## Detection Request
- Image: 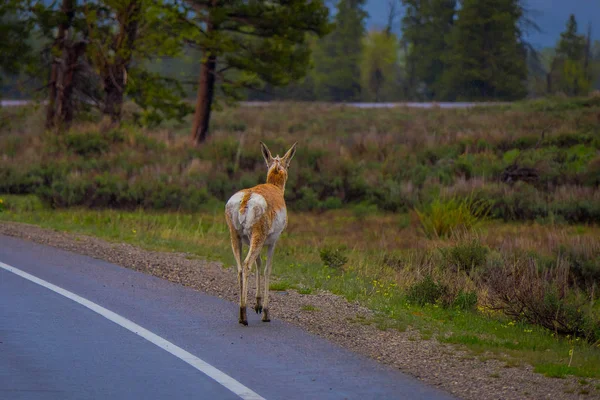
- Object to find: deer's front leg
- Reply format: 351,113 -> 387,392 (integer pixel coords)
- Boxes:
262,244 -> 276,322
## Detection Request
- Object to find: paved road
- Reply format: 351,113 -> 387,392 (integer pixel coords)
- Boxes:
0,235 -> 456,400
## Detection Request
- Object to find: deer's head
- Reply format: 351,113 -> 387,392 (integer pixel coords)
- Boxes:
261,142 -> 297,190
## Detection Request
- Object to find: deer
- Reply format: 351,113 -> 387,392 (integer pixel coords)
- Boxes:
225,142 -> 297,325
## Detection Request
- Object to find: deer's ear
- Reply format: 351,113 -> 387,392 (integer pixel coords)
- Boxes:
260,142 -> 273,167
282,142 -> 298,168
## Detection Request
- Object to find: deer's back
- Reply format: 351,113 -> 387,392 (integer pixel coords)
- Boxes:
225,184 -> 287,244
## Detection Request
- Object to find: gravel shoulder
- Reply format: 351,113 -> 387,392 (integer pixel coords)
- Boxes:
1,221 -> 598,400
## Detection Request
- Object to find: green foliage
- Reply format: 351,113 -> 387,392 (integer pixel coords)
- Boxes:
472,183 -> 600,224
441,240 -> 489,272
549,15 -> 591,96
556,15 -> 587,62
311,0 -> 366,101
319,246 -> 348,270
359,29 -> 400,102
0,0 -> 33,85
406,275 -> 448,306
534,364 -> 577,379
65,130 -> 124,156
352,201 -> 378,219
442,0 -> 527,100
126,69 -> 193,127
452,290 -> 478,310
0,194 -> 43,212
415,197 -> 490,239
186,0 -> 331,103
401,0 -> 457,99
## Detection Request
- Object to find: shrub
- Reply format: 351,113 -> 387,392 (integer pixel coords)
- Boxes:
319,246 -> 348,270
558,242 -> 600,291
352,201 -> 378,219
415,196 -> 490,239
483,258 -> 600,343
452,290 -> 478,310
322,196 -> 343,210
406,275 -> 448,306
0,195 -> 44,212
65,129 -> 124,156
474,183 -> 546,222
441,239 -> 489,273
295,187 -> 321,211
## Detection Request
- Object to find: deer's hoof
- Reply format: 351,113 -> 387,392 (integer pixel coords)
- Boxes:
254,297 -> 263,314
262,308 -> 270,322
239,307 -> 248,325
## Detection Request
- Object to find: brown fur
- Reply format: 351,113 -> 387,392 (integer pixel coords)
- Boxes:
266,166 -> 287,189
237,184 -> 286,243
239,191 -> 252,215
226,142 -> 297,325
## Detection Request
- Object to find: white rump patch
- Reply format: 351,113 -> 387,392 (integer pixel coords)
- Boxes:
225,192 -> 267,239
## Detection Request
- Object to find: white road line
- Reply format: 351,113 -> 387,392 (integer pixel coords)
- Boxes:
0,261 -> 266,400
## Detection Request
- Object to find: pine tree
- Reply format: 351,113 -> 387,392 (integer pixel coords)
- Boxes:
401,0 -> 456,100
557,15 -> 586,61
0,1 -> 33,88
549,15 -> 590,96
312,0 -> 367,102
185,0 -> 330,144
442,0 -> 527,100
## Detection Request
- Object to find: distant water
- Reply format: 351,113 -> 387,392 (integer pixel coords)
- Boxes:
2,99 -> 505,109
242,101 -> 505,109
0,100 -> 31,107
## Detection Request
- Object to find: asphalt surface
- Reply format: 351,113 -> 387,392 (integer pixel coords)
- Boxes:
0,234 -> 456,400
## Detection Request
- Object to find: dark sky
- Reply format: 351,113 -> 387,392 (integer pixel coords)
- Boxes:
364,0 -> 600,48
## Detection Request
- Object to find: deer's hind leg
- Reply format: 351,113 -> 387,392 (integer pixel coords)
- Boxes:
254,256 -> 263,314
226,216 -> 245,324
239,227 -> 266,325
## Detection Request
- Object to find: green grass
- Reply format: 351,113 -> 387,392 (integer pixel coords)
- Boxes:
1,194 -> 599,379
301,304 -> 319,312
269,281 -> 294,291
415,196 -> 490,239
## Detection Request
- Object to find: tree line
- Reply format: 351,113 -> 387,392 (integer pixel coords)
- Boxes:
1,0 -> 599,144
258,0 -> 600,103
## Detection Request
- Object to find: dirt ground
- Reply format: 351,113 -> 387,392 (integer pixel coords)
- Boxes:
1,221 -> 598,400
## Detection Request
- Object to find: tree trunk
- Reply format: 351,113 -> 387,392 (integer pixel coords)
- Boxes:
101,0 -> 140,123
58,41 -> 86,126
190,54 -> 217,145
103,68 -> 125,122
46,0 -> 74,129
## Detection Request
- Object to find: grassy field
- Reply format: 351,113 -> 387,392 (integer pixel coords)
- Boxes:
1,97 -> 599,379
